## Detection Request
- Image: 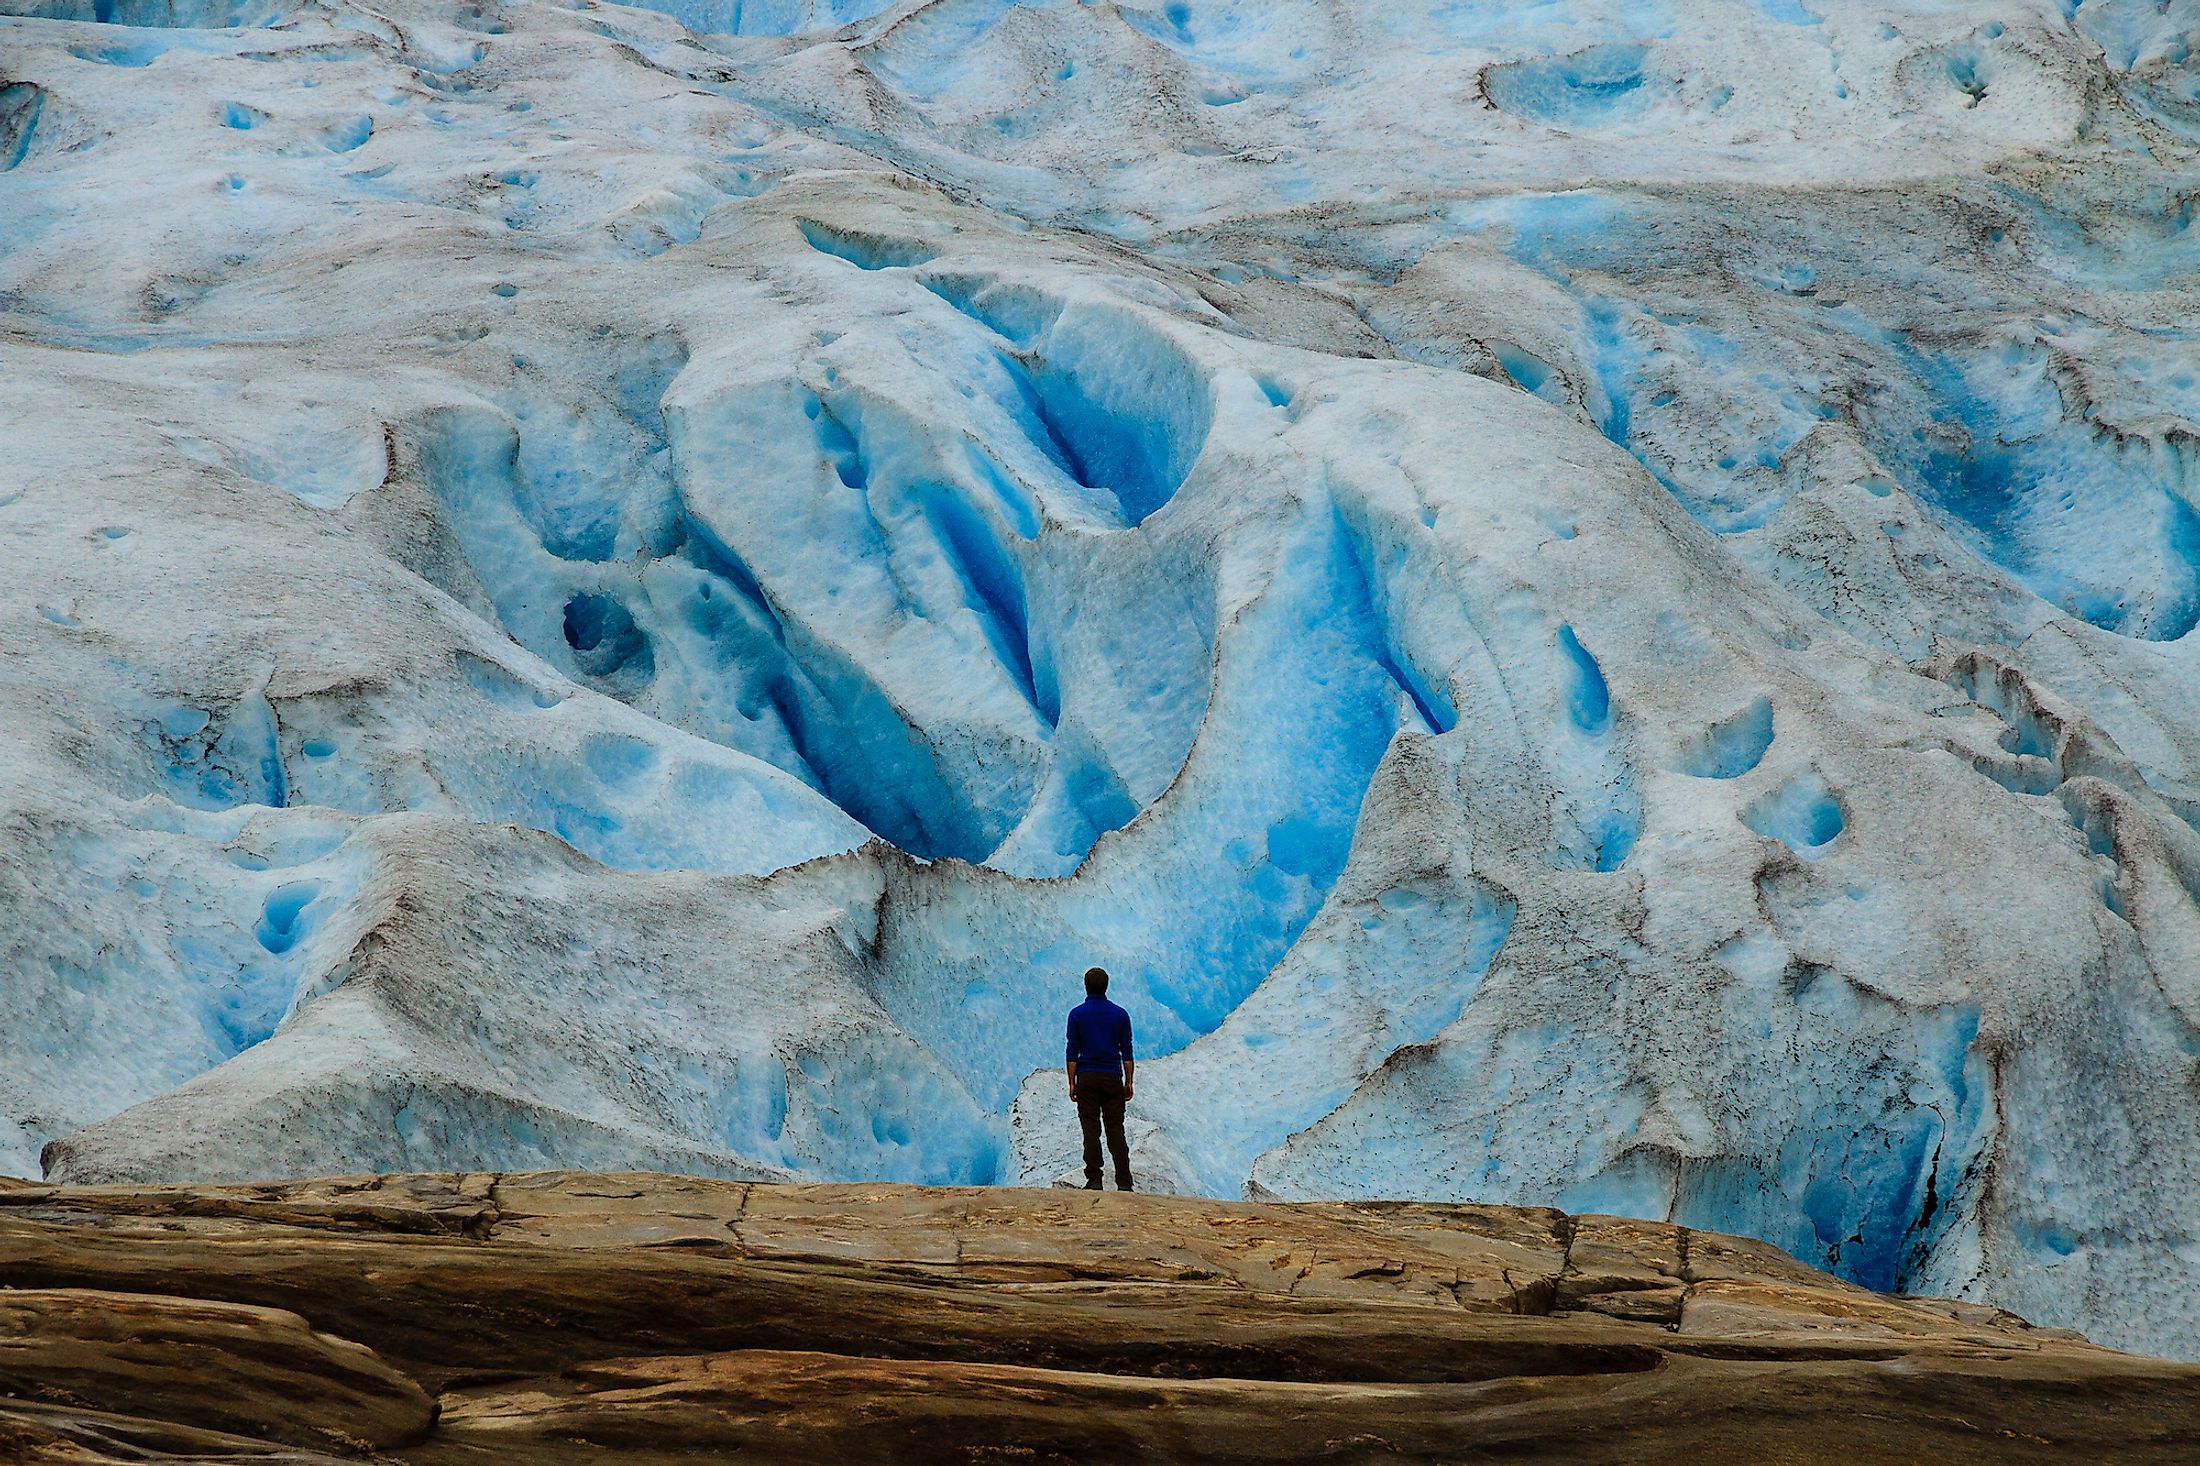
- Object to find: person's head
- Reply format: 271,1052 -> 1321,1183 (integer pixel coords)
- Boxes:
1084,966 -> 1109,997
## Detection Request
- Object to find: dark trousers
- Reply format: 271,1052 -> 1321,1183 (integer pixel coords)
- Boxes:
1074,1072 -> 1133,1191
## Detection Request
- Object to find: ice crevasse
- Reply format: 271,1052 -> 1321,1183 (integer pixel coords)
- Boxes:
3,0 -> 2200,1361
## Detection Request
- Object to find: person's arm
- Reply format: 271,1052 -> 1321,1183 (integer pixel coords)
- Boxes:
1066,1013 -> 1078,1099
1120,1010 -> 1135,1100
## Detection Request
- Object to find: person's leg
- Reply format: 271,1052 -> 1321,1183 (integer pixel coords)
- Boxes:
1102,1079 -> 1132,1192
1075,1079 -> 1103,1189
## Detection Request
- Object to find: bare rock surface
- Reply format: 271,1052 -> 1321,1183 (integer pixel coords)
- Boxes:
1,1170 -> 2195,1462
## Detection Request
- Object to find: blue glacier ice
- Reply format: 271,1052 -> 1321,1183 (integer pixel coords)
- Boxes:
3,0 -> 2200,1364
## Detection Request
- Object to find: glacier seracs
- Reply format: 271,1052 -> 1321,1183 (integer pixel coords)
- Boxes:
5,0 -> 2200,1359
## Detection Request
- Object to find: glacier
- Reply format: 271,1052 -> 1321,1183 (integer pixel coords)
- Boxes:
4,0 -> 2200,1359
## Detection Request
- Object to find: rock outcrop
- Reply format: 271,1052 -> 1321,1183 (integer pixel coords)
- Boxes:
1,1171 -> 2194,1462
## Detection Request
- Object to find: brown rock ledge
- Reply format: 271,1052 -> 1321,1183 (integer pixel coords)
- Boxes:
0,1171 -> 2193,1462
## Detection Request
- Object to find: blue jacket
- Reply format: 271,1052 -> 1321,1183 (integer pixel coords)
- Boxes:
1065,996 -> 1134,1075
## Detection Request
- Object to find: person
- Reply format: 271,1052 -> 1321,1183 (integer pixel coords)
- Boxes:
1065,965 -> 1134,1192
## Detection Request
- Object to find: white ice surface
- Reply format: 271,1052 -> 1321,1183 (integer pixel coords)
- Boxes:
5,0 -> 2200,1359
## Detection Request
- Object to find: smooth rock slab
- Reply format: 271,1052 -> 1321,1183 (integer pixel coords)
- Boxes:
0,1287 -> 435,1454
0,1171 -> 2195,1462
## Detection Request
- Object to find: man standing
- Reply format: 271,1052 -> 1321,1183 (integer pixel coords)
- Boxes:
1065,966 -> 1134,1192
